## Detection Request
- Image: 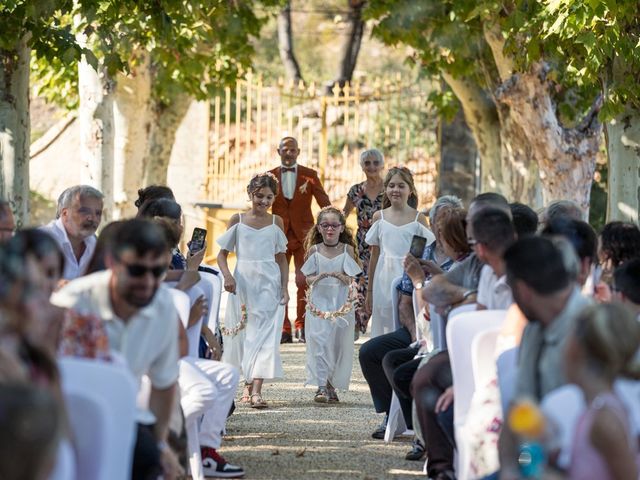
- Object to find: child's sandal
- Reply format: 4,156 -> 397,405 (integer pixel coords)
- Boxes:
250,393 -> 268,409
240,383 -> 252,403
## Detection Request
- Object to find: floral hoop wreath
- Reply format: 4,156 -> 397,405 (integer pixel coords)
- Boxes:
305,272 -> 358,321
220,304 -> 248,337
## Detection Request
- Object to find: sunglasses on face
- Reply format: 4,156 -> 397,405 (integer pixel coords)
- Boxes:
319,223 -> 342,230
363,160 -> 381,167
123,263 -> 168,278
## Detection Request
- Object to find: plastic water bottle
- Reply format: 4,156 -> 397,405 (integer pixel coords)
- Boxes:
518,441 -> 546,479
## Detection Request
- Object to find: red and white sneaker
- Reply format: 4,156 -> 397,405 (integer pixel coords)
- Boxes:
201,447 -> 245,478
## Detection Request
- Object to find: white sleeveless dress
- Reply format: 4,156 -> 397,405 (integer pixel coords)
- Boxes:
364,211 -> 435,337
301,245 -> 362,390
216,214 -> 288,382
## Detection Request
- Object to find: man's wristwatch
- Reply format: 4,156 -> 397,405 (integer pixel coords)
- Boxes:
461,289 -> 477,301
414,281 -> 425,290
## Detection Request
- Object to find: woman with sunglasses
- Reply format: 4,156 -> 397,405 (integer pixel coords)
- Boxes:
342,149 -> 385,335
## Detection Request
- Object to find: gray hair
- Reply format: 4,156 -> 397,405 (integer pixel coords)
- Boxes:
56,185 -> 104,218
540,200 -> 584,227
429,195 -> 463,227
359,149 -> 384,168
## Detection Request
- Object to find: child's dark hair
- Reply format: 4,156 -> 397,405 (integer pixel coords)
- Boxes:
303,206 -> 359,263
135,185 -> 175,209
247,172 -> 279,196
382,166 -> 418,209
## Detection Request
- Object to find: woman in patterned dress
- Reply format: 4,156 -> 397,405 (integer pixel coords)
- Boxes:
343,149 -> 385,334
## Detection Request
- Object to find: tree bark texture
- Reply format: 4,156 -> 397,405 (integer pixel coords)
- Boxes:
495,62 -> 601,213
606,108 -> 640,223
277,2 -> 303,84
438,108 -> 478,205
78,57 -> 115,219
442,73 -> 503,194
113,51 -> 152,218
143,91 -> 192,186
333,0 -> 366,88
0,35 -> 31,227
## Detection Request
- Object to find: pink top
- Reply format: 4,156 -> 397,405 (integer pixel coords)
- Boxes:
569,392 -> 636,480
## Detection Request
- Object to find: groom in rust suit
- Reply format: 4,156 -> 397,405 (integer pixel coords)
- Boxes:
270,136 -> 331,344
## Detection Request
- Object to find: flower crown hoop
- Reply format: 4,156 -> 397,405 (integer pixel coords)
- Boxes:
305,273 -> 358,321
220,304 -> 248,337
251,171 -> 279,184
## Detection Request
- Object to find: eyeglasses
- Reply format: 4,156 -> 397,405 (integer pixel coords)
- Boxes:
319,223 -> 342,230
363,160 -> 381,167
122,263 -> 168,278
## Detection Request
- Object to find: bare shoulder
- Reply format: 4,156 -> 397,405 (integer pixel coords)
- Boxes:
346,244 -> 356,256
228,213 -> 240,227
371,210 -> 382,222
417,212 -> 429,226
590,406 -> 628,444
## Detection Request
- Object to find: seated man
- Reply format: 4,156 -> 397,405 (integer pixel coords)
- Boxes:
497,236 -> 590,478
41,185 -> 104,280
53,218 -> 182,480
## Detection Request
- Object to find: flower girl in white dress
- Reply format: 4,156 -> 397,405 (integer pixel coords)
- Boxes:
216,173 -> 289,409
364,166 -> 434,337
301,207 -> 362,403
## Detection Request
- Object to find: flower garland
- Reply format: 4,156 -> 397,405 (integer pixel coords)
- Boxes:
220,303 -> 248,337
305,272 -> 358,321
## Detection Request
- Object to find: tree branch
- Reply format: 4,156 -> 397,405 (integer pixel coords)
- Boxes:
483,22 -> 515,83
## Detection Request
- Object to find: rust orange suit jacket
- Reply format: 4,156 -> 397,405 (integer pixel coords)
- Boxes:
269,164 -> 331,243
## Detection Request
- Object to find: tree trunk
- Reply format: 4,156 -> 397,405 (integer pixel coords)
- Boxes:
277,2 -> 303,84
442,73 -> 503,194
332,0 -> 366,88
438,108 -> 478,205
78,57 -> 115,219
143,91 -> 192,186
496,62 -> 601,214
113,51 -> 152,218
0,35 -> 31,227
606,107 -> 640,223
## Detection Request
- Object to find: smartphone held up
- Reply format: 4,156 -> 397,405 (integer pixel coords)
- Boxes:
189,227 -> 207,253
409,234 -> 427,258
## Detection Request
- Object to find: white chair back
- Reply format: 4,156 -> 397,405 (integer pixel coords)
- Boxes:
471,327 -> 501,390
390,276 -> 403,330
58,358 -> 137,480
170,288 -> 201,357
432,303 -> 476,352
447,309 -> 506,423
199,270 -> 223,330
447,309 -> 506,480
540,384 -> 584,470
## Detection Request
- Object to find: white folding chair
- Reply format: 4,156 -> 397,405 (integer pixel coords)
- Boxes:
540,384 -> 584,470
199,270 -> 223,331
385,276 -> 413,443
446,309 -> 507,480
58,358 -> 137,480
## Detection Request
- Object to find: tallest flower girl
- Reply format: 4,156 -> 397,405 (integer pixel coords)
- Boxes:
216,172 -> 289,409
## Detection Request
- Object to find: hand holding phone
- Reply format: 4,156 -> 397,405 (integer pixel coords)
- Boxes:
189,227 -> 207,253
409,235 -> 427,258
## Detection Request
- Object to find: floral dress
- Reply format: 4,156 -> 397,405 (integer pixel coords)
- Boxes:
347,182 -> 383,332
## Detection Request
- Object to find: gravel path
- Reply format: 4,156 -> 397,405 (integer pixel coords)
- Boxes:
218,338 -> 425,479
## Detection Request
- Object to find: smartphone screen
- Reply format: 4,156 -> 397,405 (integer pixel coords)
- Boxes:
190,228 -> 207,253
409,235 -> 427,258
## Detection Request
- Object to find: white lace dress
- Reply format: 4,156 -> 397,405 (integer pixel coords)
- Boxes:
217,214 -> 288,382
364,211 -> 434,337
301,245 -> 362,390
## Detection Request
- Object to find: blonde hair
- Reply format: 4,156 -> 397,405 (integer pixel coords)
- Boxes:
303,206 -> 359,263
573,303 -> 640,380
382,166 -> 418,209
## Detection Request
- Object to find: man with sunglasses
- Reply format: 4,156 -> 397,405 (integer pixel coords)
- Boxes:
270,136 -> 331,343
53,219 -> 183,480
